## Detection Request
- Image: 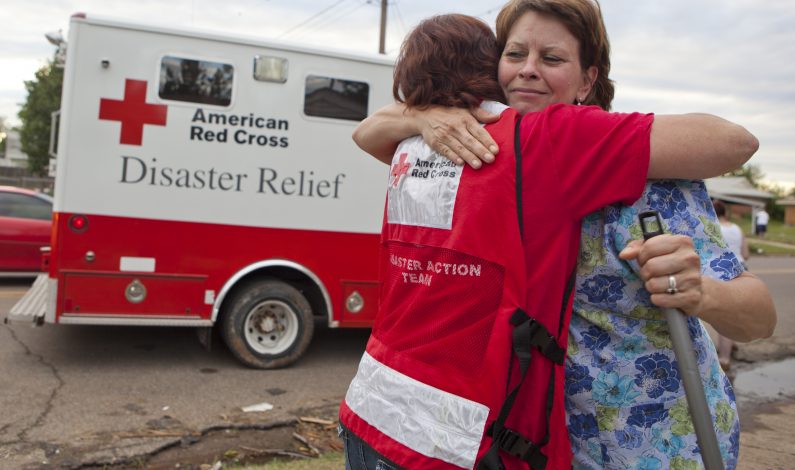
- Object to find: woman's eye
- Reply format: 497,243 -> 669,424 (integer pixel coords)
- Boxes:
504,50 -> 525,59
544,55 -> 563,63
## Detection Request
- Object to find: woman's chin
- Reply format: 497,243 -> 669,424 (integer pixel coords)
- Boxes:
507,93 -> 557,114
512,102 -> 547,115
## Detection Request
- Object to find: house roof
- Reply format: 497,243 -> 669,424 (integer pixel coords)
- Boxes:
705,176 -> 774,205
777,198 -> 795,207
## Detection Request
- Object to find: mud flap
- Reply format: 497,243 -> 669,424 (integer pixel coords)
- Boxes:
7,273 -> 50,325
196,326 -> 213,351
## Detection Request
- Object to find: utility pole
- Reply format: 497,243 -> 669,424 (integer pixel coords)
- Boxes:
379,0 -> 387,54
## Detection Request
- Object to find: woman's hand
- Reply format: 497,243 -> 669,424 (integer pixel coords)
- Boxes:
621,234 -> 777,341
351,102 -> 500,168
620,234 -> 704,316
410,106 -> 501,169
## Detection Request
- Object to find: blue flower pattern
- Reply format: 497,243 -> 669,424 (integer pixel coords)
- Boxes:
615,426 -> 643,450
710,252 -> 744,278
615,336 -> 644,360
566,363 -> 595,396
566,181 -> 742,469
582,325 -> 611,351
580,275 -> 626,305
627,403 -> 668,428
634,353 -> 681,399
570,413 -> 600,440
651,427 -> 684,457
633,456 -> 662,470
593,371 -> 641,406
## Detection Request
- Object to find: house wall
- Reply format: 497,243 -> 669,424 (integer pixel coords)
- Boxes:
726,203 -> 752,218
785,206 -> 795,226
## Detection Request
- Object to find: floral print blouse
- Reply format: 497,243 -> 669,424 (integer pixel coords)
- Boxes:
566,180 -> 743,470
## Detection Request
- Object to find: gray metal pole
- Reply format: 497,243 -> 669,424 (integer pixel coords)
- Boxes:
639,211 -> 725,470
378,0 -> 387,54
662,308 -> 725,470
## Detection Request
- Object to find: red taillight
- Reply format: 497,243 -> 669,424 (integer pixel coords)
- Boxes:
68,214 -> 88,232
40,248 -> 51,272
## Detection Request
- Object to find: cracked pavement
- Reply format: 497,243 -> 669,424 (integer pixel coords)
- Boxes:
0,297 -> 369,469
2,254 -> 794,468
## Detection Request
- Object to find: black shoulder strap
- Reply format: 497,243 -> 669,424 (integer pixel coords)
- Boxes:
476,114 -> 574,470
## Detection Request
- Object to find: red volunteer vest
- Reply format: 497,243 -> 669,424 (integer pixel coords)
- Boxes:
340,105 -> 573,470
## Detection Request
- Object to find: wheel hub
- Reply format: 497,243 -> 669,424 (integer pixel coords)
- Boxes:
253,311 -> 281,334
243,299 -> 298,355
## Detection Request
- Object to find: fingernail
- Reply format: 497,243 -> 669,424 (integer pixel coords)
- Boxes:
489,145 -> 499,154
483,153 -> 494,163
471,160 -> 482,169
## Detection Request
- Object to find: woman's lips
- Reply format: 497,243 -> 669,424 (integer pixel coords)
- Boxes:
511,87 -> 545,96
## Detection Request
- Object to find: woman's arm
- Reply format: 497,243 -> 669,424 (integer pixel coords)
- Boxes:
352,103 -> 499,168
697,271 -> 774,341
648,114 -> 759,179
621,235 -> 776,342
355,106 -> 758,178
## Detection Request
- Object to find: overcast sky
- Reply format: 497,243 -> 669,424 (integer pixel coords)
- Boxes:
2,0 -> 793,188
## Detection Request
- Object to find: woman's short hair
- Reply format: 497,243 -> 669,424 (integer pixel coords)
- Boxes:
393,14 -> 505,109
496,0 -> 614,110
713,199 -> 727,217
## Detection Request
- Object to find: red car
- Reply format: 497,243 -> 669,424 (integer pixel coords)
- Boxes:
0,186 -> 53,275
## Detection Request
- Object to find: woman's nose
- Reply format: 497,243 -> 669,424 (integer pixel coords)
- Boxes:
518,59 -> 539,80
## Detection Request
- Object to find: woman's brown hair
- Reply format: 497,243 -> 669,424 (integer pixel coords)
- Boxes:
393,14 -> 505,109
496,0 -> 614,110
713,199 -> 727,218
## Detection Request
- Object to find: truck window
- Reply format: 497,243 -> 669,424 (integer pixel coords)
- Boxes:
159,56 -> 234,106
304,75 -> 369,121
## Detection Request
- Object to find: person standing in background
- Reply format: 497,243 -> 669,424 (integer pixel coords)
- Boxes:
713,199 -> 750,372
755,208 -> 770,238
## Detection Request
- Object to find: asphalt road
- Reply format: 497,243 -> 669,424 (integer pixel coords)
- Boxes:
0,278 -> 370,468
733,256 -> 795,469
745,256 -> 795,340
1,255 -> 793,468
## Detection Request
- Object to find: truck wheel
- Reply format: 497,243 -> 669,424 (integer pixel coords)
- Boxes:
221,280 -> 314,369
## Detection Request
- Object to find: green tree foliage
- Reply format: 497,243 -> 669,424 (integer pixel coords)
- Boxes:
723,164 -> 793,219
0,117 -> 7,156
724,164 -> 764,187
17,53 -> 63,175
759,182 -> 790,220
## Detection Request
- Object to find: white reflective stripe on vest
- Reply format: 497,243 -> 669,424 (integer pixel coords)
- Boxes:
345,352 -> 489,469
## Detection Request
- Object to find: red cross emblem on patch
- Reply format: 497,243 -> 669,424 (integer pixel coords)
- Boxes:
99,79 -> 168,146
391,152 -> 411,188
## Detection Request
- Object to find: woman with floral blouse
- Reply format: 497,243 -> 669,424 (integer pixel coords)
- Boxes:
566,180 -> 765,469
351,1 -> 777,468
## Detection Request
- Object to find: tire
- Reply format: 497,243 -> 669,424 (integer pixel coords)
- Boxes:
221,279 -> 314,369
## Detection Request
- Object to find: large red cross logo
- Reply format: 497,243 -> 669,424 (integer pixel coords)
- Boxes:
99,79 -> 168,146
391,153 -> 411,188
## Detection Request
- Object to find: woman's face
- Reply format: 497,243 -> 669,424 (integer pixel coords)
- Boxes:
498,11 -> 597,114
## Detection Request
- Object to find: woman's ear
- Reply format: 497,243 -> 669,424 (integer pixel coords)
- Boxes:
577,65 -> 598,103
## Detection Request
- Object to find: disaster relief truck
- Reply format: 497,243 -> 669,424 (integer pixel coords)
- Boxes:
8,13 -> 395,368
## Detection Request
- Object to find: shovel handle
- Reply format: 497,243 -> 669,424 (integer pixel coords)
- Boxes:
637,211 -> 725,470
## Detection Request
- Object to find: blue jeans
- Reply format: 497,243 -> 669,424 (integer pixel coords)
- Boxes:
339,424 -> 400,470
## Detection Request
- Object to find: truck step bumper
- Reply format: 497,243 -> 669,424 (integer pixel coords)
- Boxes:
7,274 -> 51,324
